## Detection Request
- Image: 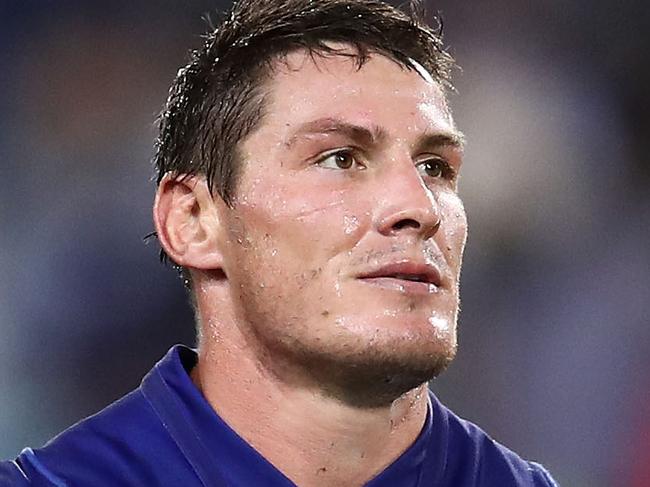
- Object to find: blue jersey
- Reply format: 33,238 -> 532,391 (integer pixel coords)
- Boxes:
1,346 -> 559,486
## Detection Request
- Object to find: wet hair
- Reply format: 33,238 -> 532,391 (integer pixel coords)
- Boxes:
152,0 -> 456,280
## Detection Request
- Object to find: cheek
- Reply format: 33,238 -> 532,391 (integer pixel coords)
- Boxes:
439,193 -> 468,265
238,181 -> 368,260
224,185 -> 370,323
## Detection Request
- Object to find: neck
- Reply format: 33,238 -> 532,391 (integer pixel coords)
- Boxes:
191,315 -> 430,487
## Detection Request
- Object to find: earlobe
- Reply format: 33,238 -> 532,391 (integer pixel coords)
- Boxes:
153,173 -> 224,271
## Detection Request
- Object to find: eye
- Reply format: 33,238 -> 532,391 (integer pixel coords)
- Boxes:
416,157 -> 454,180
317,150 -> 361,170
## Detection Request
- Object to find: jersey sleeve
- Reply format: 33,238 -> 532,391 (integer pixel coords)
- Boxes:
0,457 -> 34,486
529,461 -> 561,487
1,448 -> 72,487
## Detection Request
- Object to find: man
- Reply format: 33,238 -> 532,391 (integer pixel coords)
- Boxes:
1,0 -> 559,485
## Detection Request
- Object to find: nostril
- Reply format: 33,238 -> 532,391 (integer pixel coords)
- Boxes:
392,219 -> 421,231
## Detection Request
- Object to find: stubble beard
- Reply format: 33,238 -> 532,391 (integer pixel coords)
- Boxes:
299,334 -> 457,408
246,312 -> 458,409
233,250 -> 460,409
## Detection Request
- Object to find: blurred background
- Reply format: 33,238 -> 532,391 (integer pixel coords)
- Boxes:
1,1 -> 648,486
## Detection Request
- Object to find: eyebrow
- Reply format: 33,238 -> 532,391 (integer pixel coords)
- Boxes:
415,131 -> 466,153
285,117 -> 465,152
286,117 -> 387,148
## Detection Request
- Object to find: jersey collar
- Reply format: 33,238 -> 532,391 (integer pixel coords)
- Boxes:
141,345 -> 444,487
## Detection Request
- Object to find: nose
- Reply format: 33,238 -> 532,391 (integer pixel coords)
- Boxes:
375,165 -> 442,239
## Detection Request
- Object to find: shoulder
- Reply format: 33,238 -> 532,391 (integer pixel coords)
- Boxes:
1,388 -> 195,487
0,458 -> 31,487
429,392 -> 560,487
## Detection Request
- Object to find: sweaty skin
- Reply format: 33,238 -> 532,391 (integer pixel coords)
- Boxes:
158,47 -> 467,487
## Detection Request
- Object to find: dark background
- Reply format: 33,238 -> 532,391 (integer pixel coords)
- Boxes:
1,2 -> 649,486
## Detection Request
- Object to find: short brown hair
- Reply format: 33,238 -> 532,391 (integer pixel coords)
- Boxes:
153,0 -> 455,204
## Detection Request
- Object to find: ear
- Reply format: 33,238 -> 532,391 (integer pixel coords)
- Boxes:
153,173 -> 224,271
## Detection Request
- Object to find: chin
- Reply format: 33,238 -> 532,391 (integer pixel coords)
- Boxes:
327,348 -> 455,408
303,324 -> 458,408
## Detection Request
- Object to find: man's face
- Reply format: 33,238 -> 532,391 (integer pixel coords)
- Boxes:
217,49 -> 467,404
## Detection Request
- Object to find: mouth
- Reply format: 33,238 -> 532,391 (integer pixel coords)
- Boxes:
357,261 -> 443,296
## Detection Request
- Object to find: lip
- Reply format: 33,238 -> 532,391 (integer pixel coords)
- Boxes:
357,261 -> 443,295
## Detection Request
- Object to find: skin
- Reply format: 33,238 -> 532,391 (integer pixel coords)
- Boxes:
155,47 -> 467,487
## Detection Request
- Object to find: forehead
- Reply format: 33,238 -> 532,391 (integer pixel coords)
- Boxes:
260,48 -> 456,137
